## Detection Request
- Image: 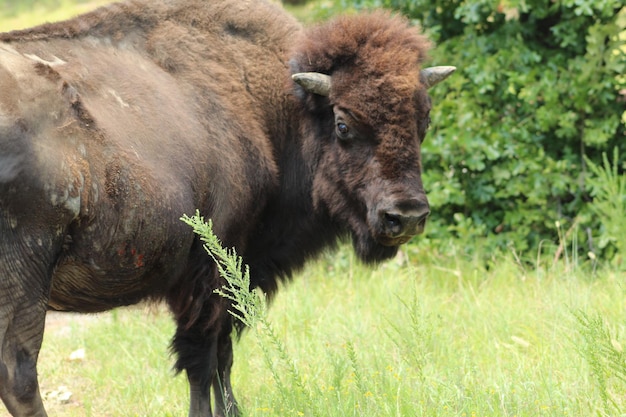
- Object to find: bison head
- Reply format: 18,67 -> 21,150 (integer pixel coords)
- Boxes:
290,12 -> 454,263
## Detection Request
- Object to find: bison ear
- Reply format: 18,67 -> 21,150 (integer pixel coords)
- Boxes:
292,72 -> 332,97
420,66 -> 456,89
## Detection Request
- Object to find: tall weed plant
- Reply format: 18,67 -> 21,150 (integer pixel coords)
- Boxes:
584,148 -> 626,266
574,310 -> 626,416
181,212 -> 317,416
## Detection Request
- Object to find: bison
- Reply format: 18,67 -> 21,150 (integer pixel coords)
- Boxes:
0,0 -> 454,415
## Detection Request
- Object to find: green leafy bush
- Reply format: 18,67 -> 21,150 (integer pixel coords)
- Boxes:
315,0 -> 626,261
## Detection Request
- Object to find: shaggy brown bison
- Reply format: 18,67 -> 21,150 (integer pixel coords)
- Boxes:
0,0 -> 454,415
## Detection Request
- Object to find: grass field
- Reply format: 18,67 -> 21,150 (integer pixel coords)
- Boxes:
28,246 -> 626,417
2,1 -> 625,417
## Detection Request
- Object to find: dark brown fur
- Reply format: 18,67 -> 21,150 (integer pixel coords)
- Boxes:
0,1 -> 442,416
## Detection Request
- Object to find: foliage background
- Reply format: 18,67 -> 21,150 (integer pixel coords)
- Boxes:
307,0 -> 626,263
2,0 -> 624,263
0,0 -> 111,31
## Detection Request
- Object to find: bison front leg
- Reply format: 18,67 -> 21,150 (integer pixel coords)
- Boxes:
169,320 -> 214,417
0,226 -> 58,417
0,309 -> 48,417
212,320 -> 239,417
169,312 -> 226,417
170,310 -> 239,417
171,329 -> 220,417
0,284 -> 49,417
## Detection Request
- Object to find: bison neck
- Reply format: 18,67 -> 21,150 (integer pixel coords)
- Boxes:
244,129 -> 343,298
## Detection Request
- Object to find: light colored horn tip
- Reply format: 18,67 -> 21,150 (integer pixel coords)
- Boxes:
421,65 -> 457,89
291,72 -> 332,96
429,66 -> 457,76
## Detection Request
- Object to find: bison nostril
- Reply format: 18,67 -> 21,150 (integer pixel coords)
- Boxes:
380,206 -> 430,238
383,213 -> 402,232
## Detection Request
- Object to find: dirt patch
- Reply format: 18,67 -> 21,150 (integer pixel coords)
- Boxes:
45,311 -> 112,336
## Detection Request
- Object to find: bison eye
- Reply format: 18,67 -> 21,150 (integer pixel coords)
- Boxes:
336,122 -> 350,139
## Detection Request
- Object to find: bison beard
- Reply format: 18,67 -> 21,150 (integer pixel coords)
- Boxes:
353,231 -> 400,264
0,0 -> 454,416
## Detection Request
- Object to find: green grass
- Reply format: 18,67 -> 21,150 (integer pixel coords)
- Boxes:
38,308 -> 187,417
0,0 -> 112,32
30,239 -> 626,417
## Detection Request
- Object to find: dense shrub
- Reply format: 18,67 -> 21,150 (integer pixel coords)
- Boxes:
315,0 -> 625,260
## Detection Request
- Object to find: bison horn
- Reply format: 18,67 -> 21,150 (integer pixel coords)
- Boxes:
420,66 -> 456,89
292,72 -> 332,97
